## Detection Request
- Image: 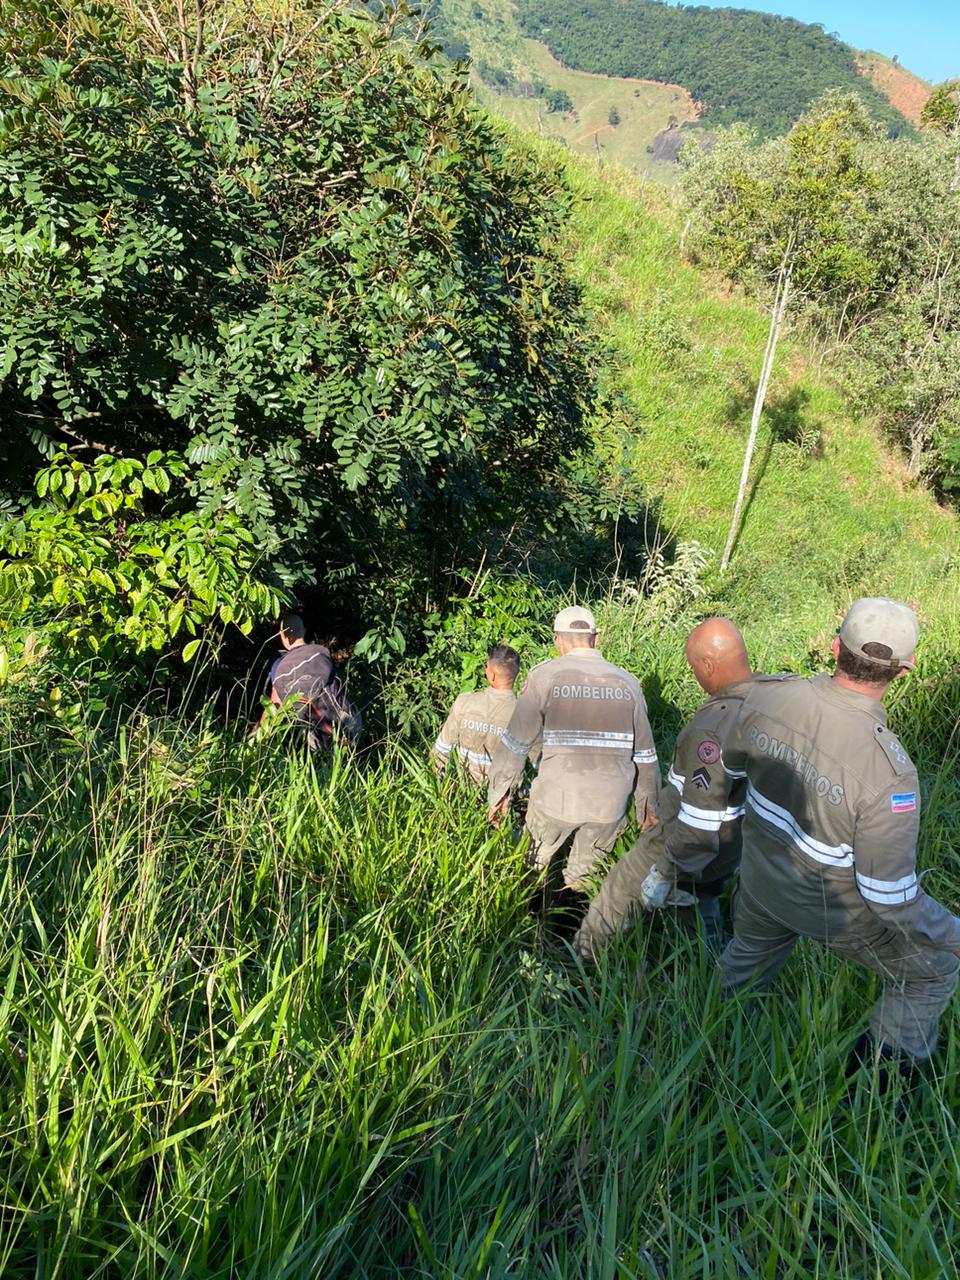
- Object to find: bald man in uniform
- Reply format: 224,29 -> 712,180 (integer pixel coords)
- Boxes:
576,617 -> 779,957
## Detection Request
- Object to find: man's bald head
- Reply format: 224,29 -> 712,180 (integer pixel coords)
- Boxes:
684,617 -> 751,695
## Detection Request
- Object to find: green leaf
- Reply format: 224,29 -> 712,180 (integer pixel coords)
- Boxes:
182,638 -> 203,662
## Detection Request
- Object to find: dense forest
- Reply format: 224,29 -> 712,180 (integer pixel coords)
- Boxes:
515,0 -> 912,137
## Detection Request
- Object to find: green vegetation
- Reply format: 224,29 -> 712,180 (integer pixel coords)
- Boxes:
0,0 -> 604,654
0,452 -> 283,675
3,3 -> 960,1276
514,0 -> 912,138
3,585 -> 959,1276
472,38 -> 695,177
681,94 -> 960,497
429,0 -> 693,176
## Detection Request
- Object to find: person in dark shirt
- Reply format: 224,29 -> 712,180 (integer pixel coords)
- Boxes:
261,613 -> 361,749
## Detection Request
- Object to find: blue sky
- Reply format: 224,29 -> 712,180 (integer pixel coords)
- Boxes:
689,0 -> 958,84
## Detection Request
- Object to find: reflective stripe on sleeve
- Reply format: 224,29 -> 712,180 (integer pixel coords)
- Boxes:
721,752 -> 747,779
433,738 -> 453,755
678,801 -> 746,832
633,748 -> 658,764
458,746 -> 492,768
502,730 -> 531,756
746,783 -> 854,868
856,871 -> 919,905
667,767 -> 686,791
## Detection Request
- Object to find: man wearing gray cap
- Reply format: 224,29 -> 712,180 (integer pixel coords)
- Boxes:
487,605 -> 659,895
720,597 -> 960,1078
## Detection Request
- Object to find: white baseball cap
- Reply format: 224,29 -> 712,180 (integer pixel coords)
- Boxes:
839,597 -> 918,669
553,605 -> 597,634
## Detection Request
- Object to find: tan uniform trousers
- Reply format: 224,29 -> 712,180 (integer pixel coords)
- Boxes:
721,888 -> 960,1061
525,798 -> 627,891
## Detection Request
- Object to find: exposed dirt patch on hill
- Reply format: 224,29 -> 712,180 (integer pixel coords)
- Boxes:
855,53 -> 929,126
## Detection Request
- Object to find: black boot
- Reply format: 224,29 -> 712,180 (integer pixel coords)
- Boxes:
845,1032 -> 919,1096
547,888 -> 589,942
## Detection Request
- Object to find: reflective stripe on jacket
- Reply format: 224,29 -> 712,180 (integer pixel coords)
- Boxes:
723,673 -> 960,950
432,687 -> 517,784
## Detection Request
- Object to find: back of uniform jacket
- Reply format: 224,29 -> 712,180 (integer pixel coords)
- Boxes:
724,673 -> 960,951
488,647 -> 658,825
432,686 -> 517,783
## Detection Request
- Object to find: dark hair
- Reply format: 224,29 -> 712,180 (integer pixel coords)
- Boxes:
488,644 -> 520,682
281,612 -> 307,642
835,639 -> 899,687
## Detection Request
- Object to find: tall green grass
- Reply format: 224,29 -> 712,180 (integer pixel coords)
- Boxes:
2,629 -> 958,1277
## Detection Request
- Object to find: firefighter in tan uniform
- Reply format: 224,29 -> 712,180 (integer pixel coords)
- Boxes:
576,618 -> 779,956
432,646 -> 521,785
487,606 -> 659,891
720,598 -> 960,1072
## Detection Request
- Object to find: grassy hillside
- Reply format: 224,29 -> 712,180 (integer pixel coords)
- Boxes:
513,0 -> 913,138
5,105 -> 960,1279
541,144 -> 960,650
433,0 -> 695,176
473,40 -> 697,177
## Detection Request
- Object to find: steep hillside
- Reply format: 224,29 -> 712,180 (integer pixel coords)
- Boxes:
433,0 -> 695,175
513,0 -> 913,138
856,50 -> 930,125
539,138 -> 960,644
474,40 -> 698,176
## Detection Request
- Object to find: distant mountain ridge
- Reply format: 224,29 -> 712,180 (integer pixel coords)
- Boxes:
493,0 -> 914,138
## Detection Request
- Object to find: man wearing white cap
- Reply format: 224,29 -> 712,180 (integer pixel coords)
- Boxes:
487,605 -> 659,893
720,597 -> 960,1080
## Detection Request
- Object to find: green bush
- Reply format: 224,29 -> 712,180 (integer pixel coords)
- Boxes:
0,451 -> 283,677
0,0 -> 600,639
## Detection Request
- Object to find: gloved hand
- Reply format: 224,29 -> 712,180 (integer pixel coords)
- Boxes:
639,864 -> 697,911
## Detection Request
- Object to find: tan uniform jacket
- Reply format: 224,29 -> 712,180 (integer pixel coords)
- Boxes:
660,677 -> 758,880
661,676 -> 799,881
487,648 -> 659,826
723,673 -> 960,951
432,687 -> 517,785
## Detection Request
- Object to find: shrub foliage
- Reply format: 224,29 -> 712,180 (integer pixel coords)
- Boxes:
0,0 -> 599,641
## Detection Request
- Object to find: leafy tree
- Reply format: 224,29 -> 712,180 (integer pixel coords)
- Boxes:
921,80 -> 960,135
608,106 -> 620,127
0,0 -> 598,647
0,452 -> 283,676
546,88 -> 573,114
682,96 -> 880,567
921,79 -> 960,191
683,95 -> 960,503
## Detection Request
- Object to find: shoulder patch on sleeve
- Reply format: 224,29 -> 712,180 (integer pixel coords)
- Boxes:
891,792 -> 917,813
697,739 -> 721,765
873,724 -> 915,776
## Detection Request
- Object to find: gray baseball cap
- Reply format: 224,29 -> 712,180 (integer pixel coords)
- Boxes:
839,597 -> 918,669
553,605 -> 597,634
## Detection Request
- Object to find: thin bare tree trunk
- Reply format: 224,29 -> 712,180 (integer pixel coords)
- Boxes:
720,263 -> 792,573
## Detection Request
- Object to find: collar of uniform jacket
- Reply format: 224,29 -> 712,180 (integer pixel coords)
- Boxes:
810,671 -> 887,723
